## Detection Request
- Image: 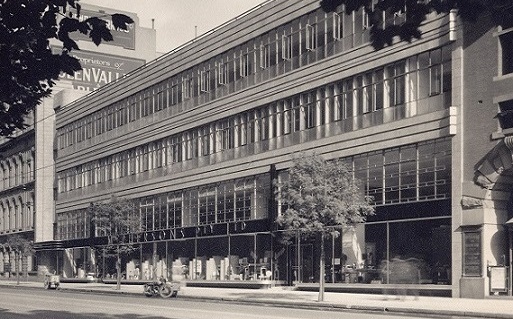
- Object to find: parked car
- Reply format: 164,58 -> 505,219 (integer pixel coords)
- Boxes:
86,272 -> 96,282
43,273 -> 60,289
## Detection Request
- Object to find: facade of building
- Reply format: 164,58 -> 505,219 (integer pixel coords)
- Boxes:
0,116 -> 36,277
37,0 -> 513,299
0,3 -> 156,279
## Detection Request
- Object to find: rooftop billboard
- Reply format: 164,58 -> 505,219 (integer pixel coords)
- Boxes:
70,8 -> 137,50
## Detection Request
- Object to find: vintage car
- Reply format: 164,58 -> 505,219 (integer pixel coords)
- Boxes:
43,273 -> 60,289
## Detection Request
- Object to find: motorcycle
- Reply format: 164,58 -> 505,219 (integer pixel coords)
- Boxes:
143,277 -> 179,298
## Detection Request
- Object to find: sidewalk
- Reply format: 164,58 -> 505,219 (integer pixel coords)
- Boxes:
1,279 -> 512,319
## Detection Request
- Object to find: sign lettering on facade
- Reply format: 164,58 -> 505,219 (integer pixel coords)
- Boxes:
463,231 -> 481,276
52,47 -> 145,91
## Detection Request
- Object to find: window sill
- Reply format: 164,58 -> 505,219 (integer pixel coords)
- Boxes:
493,72 -> 513,81
491,128 -> 513,140
493,26 -> 513,37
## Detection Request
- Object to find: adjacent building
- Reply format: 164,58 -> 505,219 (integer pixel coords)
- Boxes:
0,3 -> 156,279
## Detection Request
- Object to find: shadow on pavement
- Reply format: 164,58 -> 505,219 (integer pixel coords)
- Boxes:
0,308 -> 176,319
225,292 -> 312,301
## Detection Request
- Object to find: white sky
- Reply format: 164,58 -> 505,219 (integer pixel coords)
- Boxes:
81,0 -> 266,53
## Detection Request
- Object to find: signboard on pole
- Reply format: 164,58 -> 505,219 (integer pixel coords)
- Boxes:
490,266 -> 508,293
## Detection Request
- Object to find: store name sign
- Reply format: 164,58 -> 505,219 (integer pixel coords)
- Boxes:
54,48 -> 145,91
124,221 -> 255,243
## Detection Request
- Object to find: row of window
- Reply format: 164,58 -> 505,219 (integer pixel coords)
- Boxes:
0,150 -> 35,192
57,137 -> 450,241
57,46 -> 451,193
56,174 -> 270,240
352,138 -> 451,205
0,252 -> 34,274
56,5 -> 416,150
0,193 -> 34,233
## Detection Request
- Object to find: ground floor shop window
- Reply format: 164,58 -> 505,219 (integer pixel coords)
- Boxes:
289,242 -> 314,283
273,201 -> 452,286
93,232 -> 274,282
366,217 -> 451,285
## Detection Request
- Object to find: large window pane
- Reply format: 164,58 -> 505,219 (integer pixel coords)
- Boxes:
353,155 -> 368,194
418,142 -> 435,200
384,149 -> 399,204
400,145 -> 417,201
434,139 -> 452,198
368,152 -> 383,205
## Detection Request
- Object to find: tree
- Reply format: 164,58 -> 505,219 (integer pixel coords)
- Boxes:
0,0 -> 134,137
5,234 -> 34,285
276,153 -> 374,301
320,0 -> 513,50
89,196 -> 143,290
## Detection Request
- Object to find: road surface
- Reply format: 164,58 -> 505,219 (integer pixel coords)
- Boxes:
0,287 -> 472,319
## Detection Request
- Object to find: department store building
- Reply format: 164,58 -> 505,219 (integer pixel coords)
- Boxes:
46,0 -> 513,298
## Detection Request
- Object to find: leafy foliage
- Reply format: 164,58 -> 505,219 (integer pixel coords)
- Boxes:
89,197 -> 143,256
89,196 -> 142,288
5,234 -> 34,256
276,153 -> 374,241
320,0 -> 513,50
4,234 -> 34,283
276,153 -> 374,301
0,0 -> 134,136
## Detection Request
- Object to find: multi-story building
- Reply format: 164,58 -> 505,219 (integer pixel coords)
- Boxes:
47,0 -> 512,298
0,3 -> 156,279
0,115 -> 36,277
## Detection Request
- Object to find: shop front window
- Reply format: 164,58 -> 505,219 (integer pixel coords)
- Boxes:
365,214 -> 452,285
151,233 -> 274,282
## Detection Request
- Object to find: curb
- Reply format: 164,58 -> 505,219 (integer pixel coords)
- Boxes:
58,286 -> 513,319
1,283 -> 510,319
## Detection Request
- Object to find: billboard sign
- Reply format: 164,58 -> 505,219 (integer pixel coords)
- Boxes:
54,47 -> 145,91
71,8 -> 136,50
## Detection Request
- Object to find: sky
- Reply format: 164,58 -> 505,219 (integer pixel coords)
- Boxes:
82,0 -> 266,53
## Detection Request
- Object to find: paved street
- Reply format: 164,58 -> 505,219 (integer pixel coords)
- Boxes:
0,280 -> 513,319
0,286 -> 464,319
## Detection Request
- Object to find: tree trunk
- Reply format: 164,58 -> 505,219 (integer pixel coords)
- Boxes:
16,252 -> 20,286
23,255 -> 28,281
318,232 -> 325,302
116,244 -> 121,290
